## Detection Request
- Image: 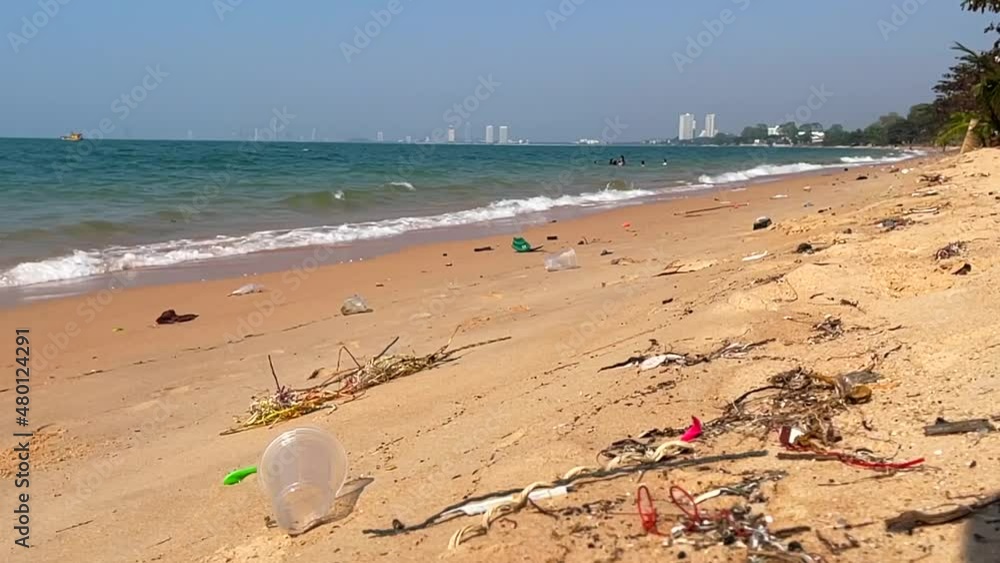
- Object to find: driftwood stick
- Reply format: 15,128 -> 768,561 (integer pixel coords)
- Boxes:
923,418 -> 995,436
374,336 -> 401,361
886,491 -> 1000,533
267,355 -> 281,391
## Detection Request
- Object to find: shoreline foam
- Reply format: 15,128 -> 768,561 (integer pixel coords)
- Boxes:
0,150 -> 919,291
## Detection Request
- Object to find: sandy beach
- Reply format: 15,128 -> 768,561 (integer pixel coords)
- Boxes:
5,148 -> 1000,562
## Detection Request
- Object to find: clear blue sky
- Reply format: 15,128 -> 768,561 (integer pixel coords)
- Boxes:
1,0 -> 995,141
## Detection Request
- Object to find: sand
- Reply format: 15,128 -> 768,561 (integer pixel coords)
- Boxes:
3,150 -> 1000,562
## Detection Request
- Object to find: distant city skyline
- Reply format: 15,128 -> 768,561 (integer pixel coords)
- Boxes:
678,113 -> 695,141
703,114 -> 717,138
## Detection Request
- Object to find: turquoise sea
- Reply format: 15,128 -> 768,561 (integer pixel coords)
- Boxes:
0,138 -> 914,288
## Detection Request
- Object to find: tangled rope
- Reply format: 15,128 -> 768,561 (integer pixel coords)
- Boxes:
447,440 -> 694,549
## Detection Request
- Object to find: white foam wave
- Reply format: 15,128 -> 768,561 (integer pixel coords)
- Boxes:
388,181 -> 416,190
699,163 -> 825,184
700,152 -> 918,185
332,190 -> 345,200
840,153 -> 910,164
0,187 -> 656,288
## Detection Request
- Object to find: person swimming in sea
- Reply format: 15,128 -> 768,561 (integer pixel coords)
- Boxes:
662,158 -> 668,166
640,160 -> 645,167
619,155 -> 626,166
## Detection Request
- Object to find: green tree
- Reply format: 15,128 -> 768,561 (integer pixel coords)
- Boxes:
823,124 -> 848,145
906,103 -> 940,143
778,121 -> 798,143
935,111 -> 991,146
740,124 -> 768,141
864,122 -> 888,145
962,0 -> 1000,44
941,43 -> 1000,142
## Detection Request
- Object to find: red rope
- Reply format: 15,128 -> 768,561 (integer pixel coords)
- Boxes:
636,485 -> 661,535
780,429 -> 924,471
669,485 -> 701,524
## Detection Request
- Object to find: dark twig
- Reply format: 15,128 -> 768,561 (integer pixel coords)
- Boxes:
267,355 -> 281,392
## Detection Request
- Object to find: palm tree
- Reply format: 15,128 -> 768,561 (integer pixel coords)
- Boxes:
943,43 -> 1000,146
935,111 -> 991,151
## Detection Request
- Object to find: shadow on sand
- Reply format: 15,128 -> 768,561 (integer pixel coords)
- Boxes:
962,502 -> 1000,562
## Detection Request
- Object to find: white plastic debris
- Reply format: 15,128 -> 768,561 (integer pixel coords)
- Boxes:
341,294 -> 373,315
441,486 -> 570,517
229,283 -> 265,296
639,355 -> 668,371
742,251 -> 769,262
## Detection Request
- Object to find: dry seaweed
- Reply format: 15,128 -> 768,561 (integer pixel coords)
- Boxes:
878,217 -> 913,232
810,316 -> 844,342
220,356 -> 339,435
597,339 -> 774,371
919,173 -> 948,186
222,332 -> 511,435
301,331 -> 511,397
702,368 -> 873,440
934,241 -> 966,261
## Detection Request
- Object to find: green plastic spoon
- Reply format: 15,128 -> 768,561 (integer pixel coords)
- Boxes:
223,466 -> 257,486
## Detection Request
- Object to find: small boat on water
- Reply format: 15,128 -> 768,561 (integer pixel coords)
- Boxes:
61,132 -> 83,142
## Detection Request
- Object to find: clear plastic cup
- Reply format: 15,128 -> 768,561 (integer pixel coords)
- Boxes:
258,427 -> 349,535
544,248 -> 580,272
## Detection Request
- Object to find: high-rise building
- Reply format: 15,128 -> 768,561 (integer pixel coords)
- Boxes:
405,135 -> 412,144
447,127 -> 456,143
376,131 -> 384,142
498,125 -> 509,144
678,113 -> 695,141
485,125 -> 494,144
704,114 -> 717,138
464,122 -> 471,143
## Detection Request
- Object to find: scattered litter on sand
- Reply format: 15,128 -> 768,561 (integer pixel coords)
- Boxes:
678,202 -> 749,216
886,491 -> 1000,533
810,315 -> 844,342
742,251 -> 769,262
156,309 -> 198,324
923,417 -> 996,436
919,173 -> 948,186
770,194 -> 789,200
229,283 -> 265,296
341,294 -> 373,315
545,248 -> 580,272
795,243 -> 815,255
654,259 -> 717,276
651,480 -> 816,558
598,339 -> 774,372
878,217 -> 913,232
934,241 -> 966,260
363,444 -> 770,549
953,263 -> 972,276
473,246 -> 494,252
753,216 -> 772,230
